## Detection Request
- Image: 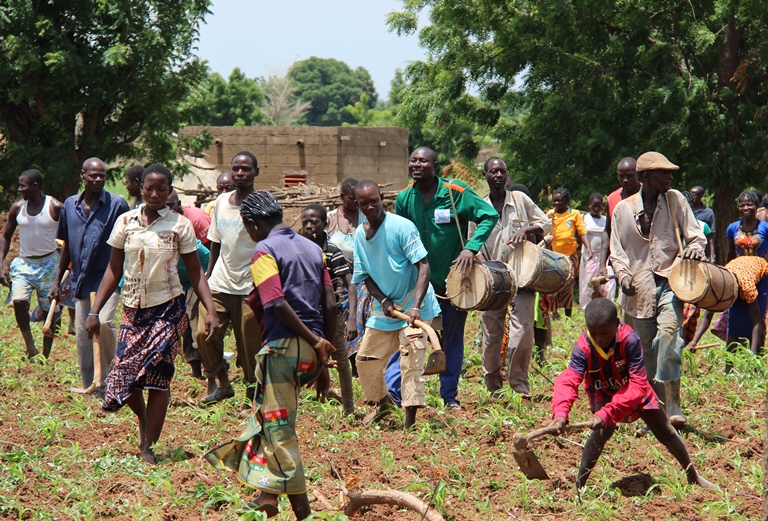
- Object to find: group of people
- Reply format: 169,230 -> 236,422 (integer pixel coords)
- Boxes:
3,146 -> 743,519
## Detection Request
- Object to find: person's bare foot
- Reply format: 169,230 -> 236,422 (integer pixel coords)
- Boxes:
25,348 -> 40,360
142,447 -> 156,464
688,470 -> 718,489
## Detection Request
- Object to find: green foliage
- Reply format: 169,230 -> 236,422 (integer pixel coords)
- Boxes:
289,57 -> 378,126
388,0 -> 768,214
0,0 -> 212,204
185,69 -> 267,127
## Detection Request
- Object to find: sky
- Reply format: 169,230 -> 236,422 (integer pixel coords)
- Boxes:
195,1 -> 428,101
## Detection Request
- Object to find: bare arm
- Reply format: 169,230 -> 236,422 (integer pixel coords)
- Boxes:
48,241 -> 72,301
686,309 -> 715,349
0,203 -> 20,286
206,241 -> 221,278
272,299 -> 336,367
85,247 -> 124,338
579,234 -> 593,258
341,272 -> 358,340
50,198 -> 63,221
409,257 -> 431,325
181,251 -> 219,341
749,300 -> 764,352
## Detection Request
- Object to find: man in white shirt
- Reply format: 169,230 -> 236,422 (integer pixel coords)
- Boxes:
196,151 -> 261,413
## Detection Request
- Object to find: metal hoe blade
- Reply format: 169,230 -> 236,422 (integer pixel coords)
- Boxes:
423,351 -> 446,375
513,448 -> 550,480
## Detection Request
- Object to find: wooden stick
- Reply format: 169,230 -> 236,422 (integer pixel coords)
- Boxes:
391,309 -> 443,353
343,490 -> 445,521
311,489 -> 335,511
689,342 -> 719,353
42,269 -> 70,337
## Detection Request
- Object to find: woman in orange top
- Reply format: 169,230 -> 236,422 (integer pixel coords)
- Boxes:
547,188 -> 592,317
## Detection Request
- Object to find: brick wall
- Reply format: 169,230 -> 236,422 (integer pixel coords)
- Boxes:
181,126 -> 410,189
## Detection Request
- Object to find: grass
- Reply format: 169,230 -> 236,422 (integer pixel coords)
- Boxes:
0,299 -> 763,520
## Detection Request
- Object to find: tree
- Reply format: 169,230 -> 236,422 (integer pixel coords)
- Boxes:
289,57 -> 378,126
388,0 -> 768,259
185,68 -> 267,127
0,0 -> 212,203
260,70 -> 312,126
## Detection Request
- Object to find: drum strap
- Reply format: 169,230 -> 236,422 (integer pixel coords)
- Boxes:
446,182 -> 466,248
666,192 -> 684,257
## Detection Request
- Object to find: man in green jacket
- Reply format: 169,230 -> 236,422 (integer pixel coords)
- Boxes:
385,147 -> 498,408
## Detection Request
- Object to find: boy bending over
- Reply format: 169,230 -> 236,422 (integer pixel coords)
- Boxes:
548,298 -> 716,489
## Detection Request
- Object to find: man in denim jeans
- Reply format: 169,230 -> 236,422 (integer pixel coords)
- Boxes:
610,152 -> 706,426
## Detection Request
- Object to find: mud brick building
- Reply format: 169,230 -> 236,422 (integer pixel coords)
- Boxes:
181,126 -> 410,189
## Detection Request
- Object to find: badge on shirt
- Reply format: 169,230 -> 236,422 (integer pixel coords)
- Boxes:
434,209 -> 451,224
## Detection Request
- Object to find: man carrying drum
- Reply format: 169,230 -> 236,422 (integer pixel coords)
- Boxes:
468,158 -> 551,397
610,152 -> 706,427
389,147 -> 498,410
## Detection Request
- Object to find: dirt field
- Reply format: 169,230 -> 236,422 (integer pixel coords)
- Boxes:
0,301 -> 764,520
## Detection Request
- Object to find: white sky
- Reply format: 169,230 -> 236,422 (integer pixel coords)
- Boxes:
195,1 -> 428,101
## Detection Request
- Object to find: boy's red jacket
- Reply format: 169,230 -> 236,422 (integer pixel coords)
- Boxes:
552,323 -> 660,426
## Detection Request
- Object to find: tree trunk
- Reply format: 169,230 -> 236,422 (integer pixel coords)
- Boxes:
712,181 -> 738,265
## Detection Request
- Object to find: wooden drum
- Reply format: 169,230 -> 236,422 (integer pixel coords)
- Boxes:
445,261 -> 517,311
507,241 -> 574,294
669,259 -> 738,312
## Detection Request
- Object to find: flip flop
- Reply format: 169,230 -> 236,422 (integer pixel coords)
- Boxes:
200,386 -> 235,405
248,497 -> 279,518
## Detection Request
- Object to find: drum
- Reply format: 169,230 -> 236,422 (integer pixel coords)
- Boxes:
669,259 -> 738,312
445,261 -> 517,311
507,241 -> 574,294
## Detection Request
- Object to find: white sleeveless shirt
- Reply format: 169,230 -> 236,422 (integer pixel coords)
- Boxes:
17,196 -> 59,258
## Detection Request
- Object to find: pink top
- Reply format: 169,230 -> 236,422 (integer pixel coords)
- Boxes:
183,205 -> 211,245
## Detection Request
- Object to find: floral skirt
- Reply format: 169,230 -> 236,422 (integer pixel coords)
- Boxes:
102,295 -> 188,412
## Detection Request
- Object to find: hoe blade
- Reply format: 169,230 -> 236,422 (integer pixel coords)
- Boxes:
513,449 -> 550,480
423,351 -> 446,375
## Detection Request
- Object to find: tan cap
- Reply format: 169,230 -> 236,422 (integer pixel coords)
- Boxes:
636,152 -> 679,172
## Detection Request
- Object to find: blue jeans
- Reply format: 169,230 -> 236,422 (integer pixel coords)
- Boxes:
629,278 -> 683,383
385,296 -> 466,405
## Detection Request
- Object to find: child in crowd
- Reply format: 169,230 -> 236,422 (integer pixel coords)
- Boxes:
547,298 -> 716,489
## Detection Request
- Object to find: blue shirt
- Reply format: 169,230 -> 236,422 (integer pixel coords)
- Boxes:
57,190 -> 129,298
352,213 -> 440,331
178,240 -> 210,292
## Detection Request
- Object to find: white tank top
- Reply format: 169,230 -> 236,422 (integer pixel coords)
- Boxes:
17,196 -> 59,258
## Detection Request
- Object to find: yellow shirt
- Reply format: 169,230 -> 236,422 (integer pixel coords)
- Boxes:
546,208 -> 586,256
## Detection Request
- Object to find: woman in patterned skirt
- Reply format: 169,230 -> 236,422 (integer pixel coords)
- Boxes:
86,164 -> 219,463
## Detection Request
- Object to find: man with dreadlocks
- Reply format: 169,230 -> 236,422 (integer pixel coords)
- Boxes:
205,191 -> 337,520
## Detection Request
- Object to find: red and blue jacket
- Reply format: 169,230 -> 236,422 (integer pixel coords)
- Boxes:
552,323 -> 660,426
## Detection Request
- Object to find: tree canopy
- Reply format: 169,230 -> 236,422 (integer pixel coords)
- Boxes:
388,0 -> 768,257
185,68 -> 267,127
0,0 -> 211,203
289,57 -> 378,126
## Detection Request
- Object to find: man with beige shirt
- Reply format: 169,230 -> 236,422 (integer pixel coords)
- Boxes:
610,151 -> 706,426
468,158 -> 551,396
196,151 -> 261,412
